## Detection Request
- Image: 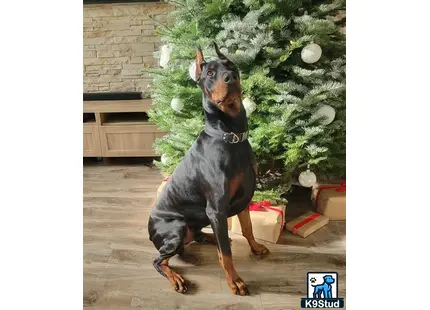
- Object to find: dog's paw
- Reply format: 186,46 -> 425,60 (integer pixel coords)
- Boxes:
167,271 -> 188,294
250,242 -> 270,256
228,277 -> 250,296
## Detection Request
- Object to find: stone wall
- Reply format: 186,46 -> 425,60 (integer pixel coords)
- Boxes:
83,2 -> 172,93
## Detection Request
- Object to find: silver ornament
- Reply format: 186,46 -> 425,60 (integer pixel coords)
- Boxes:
301,43 -> 322,64
299,169 -> 317,187
314,105 -> 336,125
188,60 -> 197,81
161,154 -> 169,164
242,97 -> 256,116
170,97 -> 184,112
159,44 -> 172,68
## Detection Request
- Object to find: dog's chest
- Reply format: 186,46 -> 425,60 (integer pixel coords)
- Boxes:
226,168 -> 255,215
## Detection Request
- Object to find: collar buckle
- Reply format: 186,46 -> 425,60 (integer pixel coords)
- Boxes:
230,133 -> 240,144
213,127 -> 248,144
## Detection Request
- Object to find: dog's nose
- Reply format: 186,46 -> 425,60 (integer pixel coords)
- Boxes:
222,72 -> 236,84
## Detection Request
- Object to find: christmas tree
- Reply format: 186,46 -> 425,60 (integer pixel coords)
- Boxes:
144,0 -> 346,202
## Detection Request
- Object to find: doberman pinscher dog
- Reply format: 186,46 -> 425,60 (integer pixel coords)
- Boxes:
148,42 -> 269,296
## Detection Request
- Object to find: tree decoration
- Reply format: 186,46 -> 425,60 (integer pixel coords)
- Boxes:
301,43 -> 322,64
161,153 -> 169,165
170,97 -> 184,112
243,97 -> 257,116
188,60 -> 197,81
314,104 -> 336,125
141,0 -> 346,202
159,45 -> 172,68
298,167 -> 317,187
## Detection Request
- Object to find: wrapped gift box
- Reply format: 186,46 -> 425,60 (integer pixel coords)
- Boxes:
311,181 -> 346,221
286,211 -> 329,238
311,181 -> 344,201
231,201 -> 286,243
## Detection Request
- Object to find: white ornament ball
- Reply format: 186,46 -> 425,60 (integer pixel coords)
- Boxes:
299,169 -> 317,187
301,43 -> 322,64
314,104 -> 336,125
159,45 -> 172,68
188,60 -> 197,81
242,97 -> 256,116
170,97 -> 184,112
161,154 -> 169,165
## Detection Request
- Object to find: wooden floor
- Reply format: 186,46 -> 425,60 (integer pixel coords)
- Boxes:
84,159 -> 346,310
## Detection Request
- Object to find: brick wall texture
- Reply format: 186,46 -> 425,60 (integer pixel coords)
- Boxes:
83,2 -> 172,93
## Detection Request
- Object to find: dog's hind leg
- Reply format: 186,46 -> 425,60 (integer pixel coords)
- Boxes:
149,216 -> 188,293
153,256 -> 187,293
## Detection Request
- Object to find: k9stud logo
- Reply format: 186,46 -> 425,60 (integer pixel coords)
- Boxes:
301,272 -> 344,308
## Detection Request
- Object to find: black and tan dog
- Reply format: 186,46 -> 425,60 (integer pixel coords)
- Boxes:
148,42 -> 269,296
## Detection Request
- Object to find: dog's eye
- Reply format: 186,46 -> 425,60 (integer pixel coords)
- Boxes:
207,70 -> 214,77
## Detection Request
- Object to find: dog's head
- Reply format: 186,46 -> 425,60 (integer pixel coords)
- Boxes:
195,42 -> 242,118
323,275 -> 335,284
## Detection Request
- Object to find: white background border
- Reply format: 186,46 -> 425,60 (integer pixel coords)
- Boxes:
347,1 -> 430,309
1,1 -> 429,309
1,1 -> 83,309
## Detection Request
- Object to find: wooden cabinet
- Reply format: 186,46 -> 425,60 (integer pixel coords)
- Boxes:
83,99 -> 166,157
83,124 -> 102,157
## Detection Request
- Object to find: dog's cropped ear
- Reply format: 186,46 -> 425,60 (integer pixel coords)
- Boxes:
213,41 -> 237,69
195,45 -> 205,82
213,41 -> 228,60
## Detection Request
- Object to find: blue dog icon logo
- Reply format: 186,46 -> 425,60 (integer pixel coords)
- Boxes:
312,275 -> 335,299
301,272 -> 344,308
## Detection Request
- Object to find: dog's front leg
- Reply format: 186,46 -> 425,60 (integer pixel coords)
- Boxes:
206,193 -> 250,296
237,207 -> 270,255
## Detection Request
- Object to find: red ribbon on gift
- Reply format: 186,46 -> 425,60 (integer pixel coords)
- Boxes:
314,180 -> 346,207
249,201 -> 285,231
292,213 -> 321,235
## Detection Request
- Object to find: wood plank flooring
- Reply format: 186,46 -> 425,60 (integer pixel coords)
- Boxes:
83,159 -> 346,310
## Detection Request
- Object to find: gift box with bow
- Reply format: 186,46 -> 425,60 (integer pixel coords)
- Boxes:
311,180 -> 346,221
286,211 -> 329,238
231,201 -> 286,243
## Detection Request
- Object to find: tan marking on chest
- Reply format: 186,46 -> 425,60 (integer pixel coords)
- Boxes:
229,174 -> 243,200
